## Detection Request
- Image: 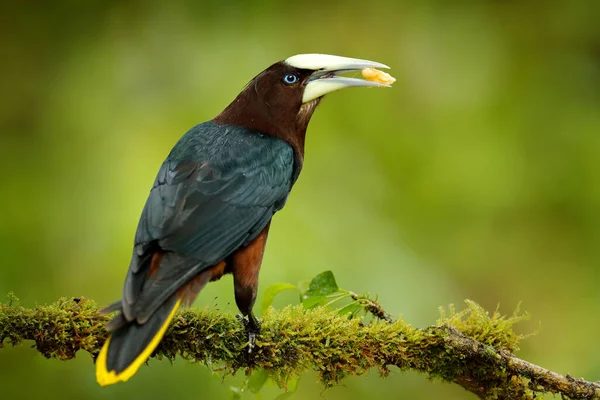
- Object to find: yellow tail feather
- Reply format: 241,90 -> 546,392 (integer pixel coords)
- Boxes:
96,298 -> 182,386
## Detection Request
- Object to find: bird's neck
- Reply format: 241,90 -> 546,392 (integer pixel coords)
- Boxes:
213,93 -> 320,175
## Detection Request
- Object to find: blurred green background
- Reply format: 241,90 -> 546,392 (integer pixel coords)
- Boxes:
1,0 -> 599,399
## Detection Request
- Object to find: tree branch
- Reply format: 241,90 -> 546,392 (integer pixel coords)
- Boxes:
0,294 -> 598,399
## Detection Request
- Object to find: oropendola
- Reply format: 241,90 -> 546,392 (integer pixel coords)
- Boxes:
96,53 -> 393,386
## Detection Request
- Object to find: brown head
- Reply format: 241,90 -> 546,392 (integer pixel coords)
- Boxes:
213,54 -> 392,169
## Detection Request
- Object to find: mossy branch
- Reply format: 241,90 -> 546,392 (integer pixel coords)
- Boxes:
1,294 -> 598,399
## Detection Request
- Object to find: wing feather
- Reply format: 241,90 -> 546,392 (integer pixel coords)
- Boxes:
121,122 -> 294,321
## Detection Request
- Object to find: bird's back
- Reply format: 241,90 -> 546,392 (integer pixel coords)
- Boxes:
136,120 -> 295,250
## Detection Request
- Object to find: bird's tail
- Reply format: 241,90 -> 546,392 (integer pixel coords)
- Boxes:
95,294 -> 182,386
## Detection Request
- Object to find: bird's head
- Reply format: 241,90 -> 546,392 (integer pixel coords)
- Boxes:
213,53 -> 392,164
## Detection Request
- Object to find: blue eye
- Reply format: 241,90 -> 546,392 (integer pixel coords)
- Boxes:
283,74 -> 298,84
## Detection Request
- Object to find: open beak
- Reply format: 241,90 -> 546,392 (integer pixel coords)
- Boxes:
285,54 -> 393,103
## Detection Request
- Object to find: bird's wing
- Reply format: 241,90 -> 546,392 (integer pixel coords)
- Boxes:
122,127 -> 294,321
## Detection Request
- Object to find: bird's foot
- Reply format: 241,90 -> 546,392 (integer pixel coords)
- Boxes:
236,313 -> 261,354
248,331 -> 257,354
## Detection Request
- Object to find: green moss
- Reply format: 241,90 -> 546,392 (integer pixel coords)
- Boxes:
438,300 -> 530,352
0,294 -> 549,399
0,293 -> 107,359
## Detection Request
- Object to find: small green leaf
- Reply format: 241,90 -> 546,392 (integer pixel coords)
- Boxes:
303,271 -> 339,298
297,280 -> 310,295
302,295 -> 326,309
337,301 -> 362,318
322,292 -> 351,308
248,369 -> 269,394
260,283 -> 298,313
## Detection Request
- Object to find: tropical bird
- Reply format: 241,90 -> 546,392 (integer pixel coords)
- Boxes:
96,53 -> 393,386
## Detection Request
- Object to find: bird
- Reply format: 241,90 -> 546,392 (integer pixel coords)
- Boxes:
95,53 -> 393,386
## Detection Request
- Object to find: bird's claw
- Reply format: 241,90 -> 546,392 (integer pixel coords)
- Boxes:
247,331 -> 257,354
236,314 -> 261,354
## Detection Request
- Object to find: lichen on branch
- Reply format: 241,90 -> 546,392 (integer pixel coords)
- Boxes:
1,293 -> 598,399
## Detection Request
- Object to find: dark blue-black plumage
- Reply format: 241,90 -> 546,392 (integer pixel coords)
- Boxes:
123,121 -> 295,323
103,121 -> 295,374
